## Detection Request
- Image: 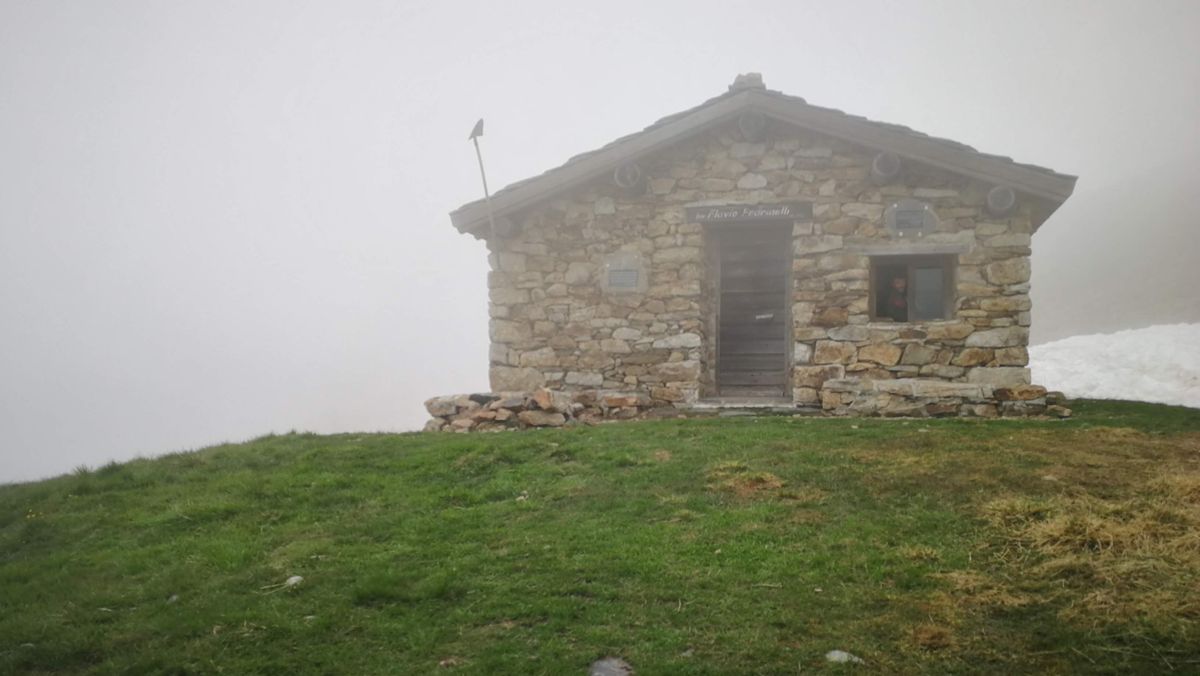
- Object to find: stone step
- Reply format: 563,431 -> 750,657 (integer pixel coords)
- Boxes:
682,398 -> 805,416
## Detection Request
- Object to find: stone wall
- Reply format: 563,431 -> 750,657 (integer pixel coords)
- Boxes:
483,119 -> 1046,416
424,389 -> 660,432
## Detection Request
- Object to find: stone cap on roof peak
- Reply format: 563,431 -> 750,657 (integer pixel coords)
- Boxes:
728,72 -> 765,91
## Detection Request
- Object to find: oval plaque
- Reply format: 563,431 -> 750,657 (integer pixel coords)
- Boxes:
884,198 -> 938,235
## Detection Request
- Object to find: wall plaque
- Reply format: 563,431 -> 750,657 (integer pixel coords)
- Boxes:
601,251 -> 647,294
607,268 -> 640,289
685,202 -> 812,224
884,198 -> 938,235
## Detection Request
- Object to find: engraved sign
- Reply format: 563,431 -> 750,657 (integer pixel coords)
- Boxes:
601,251 -> 647,294
685,202 -> 813,224
607,268 -> 639,289
894,205 -> 926,230
884,198 -> 938,235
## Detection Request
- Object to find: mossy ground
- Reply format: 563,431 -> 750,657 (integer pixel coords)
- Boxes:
2,400 -> 1198,674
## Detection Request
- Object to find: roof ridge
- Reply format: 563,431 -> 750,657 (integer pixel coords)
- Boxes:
449,79 -> 1076,235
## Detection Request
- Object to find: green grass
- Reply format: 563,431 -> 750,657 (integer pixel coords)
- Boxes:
2,401 -> 1199,674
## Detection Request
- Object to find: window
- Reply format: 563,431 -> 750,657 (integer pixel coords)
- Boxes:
871,255 -> 955,322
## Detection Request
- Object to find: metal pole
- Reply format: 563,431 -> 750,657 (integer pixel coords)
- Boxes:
470,125 -> 498,242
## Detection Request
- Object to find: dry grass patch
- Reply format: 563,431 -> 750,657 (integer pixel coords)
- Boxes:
898,544 -> 942,563
846,447 -> 943,471
789,509 -> 826,525
911,623 -> 956,651
982,461 -> 1200,631
779,486 -> 828,504
668,509 -> 702,523
722,472 -> 785,498
705,460 -> 786,499
932,570 -> 1033,610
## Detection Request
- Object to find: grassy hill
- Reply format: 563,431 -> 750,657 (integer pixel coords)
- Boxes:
2,401 -> 1199,674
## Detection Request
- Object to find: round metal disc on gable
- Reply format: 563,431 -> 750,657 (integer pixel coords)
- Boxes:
870,152 -> 903,185
613,162 -> 644,192
737,111 -> 767,142
986,185 -> 1017,217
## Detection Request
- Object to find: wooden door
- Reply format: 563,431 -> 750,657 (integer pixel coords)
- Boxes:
716,224 -> 791,397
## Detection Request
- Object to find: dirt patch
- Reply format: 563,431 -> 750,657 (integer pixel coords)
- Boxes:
912,623 -> 955,651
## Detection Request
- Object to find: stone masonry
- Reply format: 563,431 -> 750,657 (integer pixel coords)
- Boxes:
423,389 -> 661,433
434,76 -> 1078,428
483,125 -> 1049,417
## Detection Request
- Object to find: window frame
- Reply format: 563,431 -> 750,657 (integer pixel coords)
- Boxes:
868,254 -> 957,323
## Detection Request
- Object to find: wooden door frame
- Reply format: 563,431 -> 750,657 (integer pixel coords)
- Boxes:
710,222 -> 794,398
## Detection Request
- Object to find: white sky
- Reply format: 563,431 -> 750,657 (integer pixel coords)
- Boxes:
2,0 -> 1198,483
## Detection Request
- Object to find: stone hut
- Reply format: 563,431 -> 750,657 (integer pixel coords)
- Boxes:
432,74 -> 1076,428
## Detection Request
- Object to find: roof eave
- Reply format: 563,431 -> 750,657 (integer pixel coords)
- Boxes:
449,89 -> 756,237
745,91 -> 1077,205
449,88 -> 1078,237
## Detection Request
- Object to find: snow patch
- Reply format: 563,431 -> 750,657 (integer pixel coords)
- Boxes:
1030,323 -> 1200,409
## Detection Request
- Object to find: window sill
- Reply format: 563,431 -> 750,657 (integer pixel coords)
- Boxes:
864,319 -> 963,328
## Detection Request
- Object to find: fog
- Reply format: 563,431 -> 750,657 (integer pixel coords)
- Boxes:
2,1 -> 1198,483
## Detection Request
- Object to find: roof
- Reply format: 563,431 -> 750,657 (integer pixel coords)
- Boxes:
450,74 -> 1077,238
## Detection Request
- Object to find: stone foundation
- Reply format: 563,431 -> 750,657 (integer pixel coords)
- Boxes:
817,379 -> 1071,417
423,387 -> 1071,432
423,389 -> 662,432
